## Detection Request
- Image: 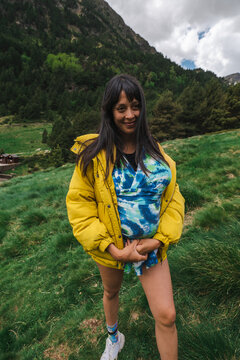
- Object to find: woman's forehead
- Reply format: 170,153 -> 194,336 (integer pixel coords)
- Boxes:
116,90 -> 139,104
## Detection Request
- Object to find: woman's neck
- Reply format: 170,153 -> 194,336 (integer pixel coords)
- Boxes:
121,135 -> 136,154
123,141 -> 136,154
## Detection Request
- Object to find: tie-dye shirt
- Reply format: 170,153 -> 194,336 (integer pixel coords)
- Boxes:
112,152 -> 172,240
112,152 -> 172,276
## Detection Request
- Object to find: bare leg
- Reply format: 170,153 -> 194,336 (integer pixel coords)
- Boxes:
139,259 -> 178,360
96,263 -> 124,325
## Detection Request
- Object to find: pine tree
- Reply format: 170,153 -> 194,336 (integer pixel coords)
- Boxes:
150,90 -> 184,140
42,128 -> 48,144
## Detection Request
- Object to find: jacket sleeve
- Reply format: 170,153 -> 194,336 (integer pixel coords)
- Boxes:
153,183 -> 185,247
66,162 -> 114,253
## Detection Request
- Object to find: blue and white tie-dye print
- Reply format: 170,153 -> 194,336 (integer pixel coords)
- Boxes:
112,152 -> 172,275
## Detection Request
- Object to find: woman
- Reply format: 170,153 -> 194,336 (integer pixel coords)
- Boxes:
66,74 -> 185,360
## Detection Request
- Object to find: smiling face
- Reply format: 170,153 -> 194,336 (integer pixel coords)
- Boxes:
112,91 -> 140,140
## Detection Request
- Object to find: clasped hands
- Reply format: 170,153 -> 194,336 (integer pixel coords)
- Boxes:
107,238 -> 163,263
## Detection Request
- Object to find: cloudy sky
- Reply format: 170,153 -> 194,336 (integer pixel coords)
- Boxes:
106,0 -> 240,77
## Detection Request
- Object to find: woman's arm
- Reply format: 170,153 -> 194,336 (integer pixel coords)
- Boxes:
134,182 -> 184,255
107,240 -> 148,262
153,183 -> 185,247
135,238 -> 163,255
66,163 -> 114,253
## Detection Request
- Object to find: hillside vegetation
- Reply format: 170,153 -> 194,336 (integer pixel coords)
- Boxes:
0,122 -> 51,156
0,0 -> 240,160
0,129 -> 239,360
0,122 -> 53,176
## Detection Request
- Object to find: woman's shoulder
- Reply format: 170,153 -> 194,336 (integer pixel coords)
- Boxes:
157,142 -> 176,168
71,134 -> 98,154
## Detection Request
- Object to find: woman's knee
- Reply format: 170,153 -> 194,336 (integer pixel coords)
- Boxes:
153,306 -> 176,327
103,287 -> 120,301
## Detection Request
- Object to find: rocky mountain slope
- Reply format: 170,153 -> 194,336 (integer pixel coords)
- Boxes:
224,73 -> 240,85
0,0 -> 155,53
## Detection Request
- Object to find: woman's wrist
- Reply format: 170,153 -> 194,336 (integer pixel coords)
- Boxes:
150,238 -> 164,248
106,243 -> 122,261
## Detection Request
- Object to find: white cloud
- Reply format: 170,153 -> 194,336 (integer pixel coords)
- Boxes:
196,17 -> 240,76
106,0 -> 240,76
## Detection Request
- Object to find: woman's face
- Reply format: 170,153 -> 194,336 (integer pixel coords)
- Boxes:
112,91 -> 140,138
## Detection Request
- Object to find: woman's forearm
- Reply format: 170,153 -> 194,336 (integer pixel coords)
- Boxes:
136,238 -> 164,255
107,242 -> 148,262
107,243 -> 122,260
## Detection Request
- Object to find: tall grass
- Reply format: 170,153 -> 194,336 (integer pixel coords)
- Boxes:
0,130 -> 239,359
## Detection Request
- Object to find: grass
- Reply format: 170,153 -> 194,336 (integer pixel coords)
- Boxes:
0,122 -> 52,156
0,122 -> 52,176
0,129 -> 239,359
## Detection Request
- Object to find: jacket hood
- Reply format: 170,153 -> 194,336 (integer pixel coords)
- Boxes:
71,134 -> 98,154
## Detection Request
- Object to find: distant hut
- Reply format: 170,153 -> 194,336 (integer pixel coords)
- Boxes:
0,154 -> 20,164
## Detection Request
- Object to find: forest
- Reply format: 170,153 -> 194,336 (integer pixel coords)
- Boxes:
0,0 -> 240,165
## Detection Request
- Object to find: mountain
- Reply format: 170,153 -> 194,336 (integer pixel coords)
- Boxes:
0,0 -> 216,108
0,0 -> 155,53
0,0 -> 180,119
78,0 -> 157,53
224,73 -> 240,85
0,0 -> 239,156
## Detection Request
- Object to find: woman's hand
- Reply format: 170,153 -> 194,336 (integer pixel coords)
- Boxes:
107,240 -> 148,263
136,238 -> 163,255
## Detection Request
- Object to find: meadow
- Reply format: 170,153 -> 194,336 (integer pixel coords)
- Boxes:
0,122 -> 52,176
0,129 -> 239,360
0,122 -> 51,156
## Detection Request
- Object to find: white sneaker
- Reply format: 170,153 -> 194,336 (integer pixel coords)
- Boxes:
100,331 -> 125,360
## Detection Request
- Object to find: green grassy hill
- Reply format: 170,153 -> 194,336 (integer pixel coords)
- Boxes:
0,130 -> 239,360
0,122 -> 51,156
0,122 -> 52,176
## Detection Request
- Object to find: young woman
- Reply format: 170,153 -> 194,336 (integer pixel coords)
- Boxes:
66,74 -> 185,360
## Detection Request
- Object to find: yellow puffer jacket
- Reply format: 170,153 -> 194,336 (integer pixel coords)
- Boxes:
66,134 -> 185,269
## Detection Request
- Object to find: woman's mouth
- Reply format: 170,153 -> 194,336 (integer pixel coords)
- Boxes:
124,121 -> 136,128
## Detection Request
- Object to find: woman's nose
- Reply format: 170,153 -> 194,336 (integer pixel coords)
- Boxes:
125,107 -> 134,119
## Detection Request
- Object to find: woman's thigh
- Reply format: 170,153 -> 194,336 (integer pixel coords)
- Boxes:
139,259 -> 176,324
96,262 -> 124,295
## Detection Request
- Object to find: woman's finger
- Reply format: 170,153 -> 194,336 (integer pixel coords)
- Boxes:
138,253 -> 147,260
125,239 -> 130,247
134,246 -> 147,259
136,245 -> 147,255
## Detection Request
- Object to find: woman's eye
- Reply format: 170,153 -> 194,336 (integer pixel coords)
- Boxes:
117,106 -> 126,112
115,103 -> 140,112
132,105 -> 139,110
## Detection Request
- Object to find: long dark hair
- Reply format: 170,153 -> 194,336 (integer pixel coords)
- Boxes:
77,74 -> 168,178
